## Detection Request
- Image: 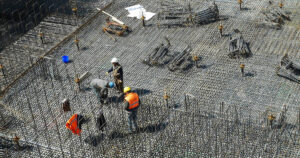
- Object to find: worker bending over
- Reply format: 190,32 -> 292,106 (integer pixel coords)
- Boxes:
90,78 -> 114,104
66,114 -> 84,136
106,58 -> 124,93
124,87 -> 140,133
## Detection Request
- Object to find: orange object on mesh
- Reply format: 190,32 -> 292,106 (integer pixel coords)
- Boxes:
66,114 -> 82,135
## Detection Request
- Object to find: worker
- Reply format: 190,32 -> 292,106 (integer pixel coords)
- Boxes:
106,58 -> 124,93
124,87 -> 140,133
66,114 -> 83,136
90,78 -> 115,104
240,64 -> 245,77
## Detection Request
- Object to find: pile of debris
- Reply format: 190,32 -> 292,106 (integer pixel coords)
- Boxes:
260,3 -> 291,29
99,9 -> 132,41
102,17 -> 132,37
157,1 -> 219,27
142,38 -> 202,72
276,54 -> 300,83
228,29 -> 251,59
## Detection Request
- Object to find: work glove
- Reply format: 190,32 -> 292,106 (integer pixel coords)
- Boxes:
117,79 -> 122,84
105,72 -> 109,76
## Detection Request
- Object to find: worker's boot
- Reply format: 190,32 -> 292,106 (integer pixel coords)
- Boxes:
100,99 -> 104,104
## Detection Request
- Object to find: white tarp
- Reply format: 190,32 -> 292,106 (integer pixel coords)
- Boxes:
125,4 -> 156,21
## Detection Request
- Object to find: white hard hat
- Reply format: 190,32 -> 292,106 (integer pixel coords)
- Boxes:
111,57 -> 118,63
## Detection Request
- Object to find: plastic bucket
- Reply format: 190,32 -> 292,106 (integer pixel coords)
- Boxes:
62,56 -> 69,63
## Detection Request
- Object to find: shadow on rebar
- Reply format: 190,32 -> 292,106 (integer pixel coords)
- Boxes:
245,72 -> 255,77
17,145 -> 34,151
109,122 -> 168,140
84,133 -> 105,147
0,138 -> 33,151
138,122 -> 168,133
133,88 -> 151,96
107,95 -> 124,104
81,46 -> 89,51
241,7 -> 251,11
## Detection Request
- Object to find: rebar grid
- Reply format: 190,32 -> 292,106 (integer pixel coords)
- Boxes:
0,0 -> 300,157
0,0 -> 112,91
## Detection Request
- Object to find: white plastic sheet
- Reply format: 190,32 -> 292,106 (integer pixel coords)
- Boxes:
125,4 -> 156,21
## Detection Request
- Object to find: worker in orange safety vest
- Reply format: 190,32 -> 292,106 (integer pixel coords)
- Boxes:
66,114 -> 83,135
124,87 -> 140,133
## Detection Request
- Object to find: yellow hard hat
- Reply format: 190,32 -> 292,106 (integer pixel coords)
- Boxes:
124,87 -> 131,93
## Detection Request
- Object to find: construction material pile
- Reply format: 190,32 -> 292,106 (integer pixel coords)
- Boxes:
192,3 -> 219,24
142,38 -> 201,72
102,18 -> 132,37
228,29 -> 251,59
157,1 -> 219,27
260,3 -> 291,29
276,54 -> 300,83
142,38 -> 171,67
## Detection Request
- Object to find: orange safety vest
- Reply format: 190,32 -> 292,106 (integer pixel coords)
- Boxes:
66,114 -> 82,135
125,92 -> 140,110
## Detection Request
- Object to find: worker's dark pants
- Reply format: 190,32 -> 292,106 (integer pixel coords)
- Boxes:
93,87 -> 108,104
127,110 -> 138,132
77,115 -> 84,130
114,78 -> 123,93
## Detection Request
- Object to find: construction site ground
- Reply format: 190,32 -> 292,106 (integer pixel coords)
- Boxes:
0,0 -> 300,157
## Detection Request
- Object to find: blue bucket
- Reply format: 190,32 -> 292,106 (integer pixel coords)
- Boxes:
62,56 -> 69,63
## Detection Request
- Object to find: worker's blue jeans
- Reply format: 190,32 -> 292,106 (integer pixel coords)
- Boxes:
128,110 -> 138,132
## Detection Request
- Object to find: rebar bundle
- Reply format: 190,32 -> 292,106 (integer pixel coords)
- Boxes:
167,45 -> 197,72
260,4 -> 291,29
157,1 -> 219,27
228,29 -> 251,59
142,38 -> 200,72
142,37 -> 171,66
193,3 -> 219,24
276,54 -> 300,83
